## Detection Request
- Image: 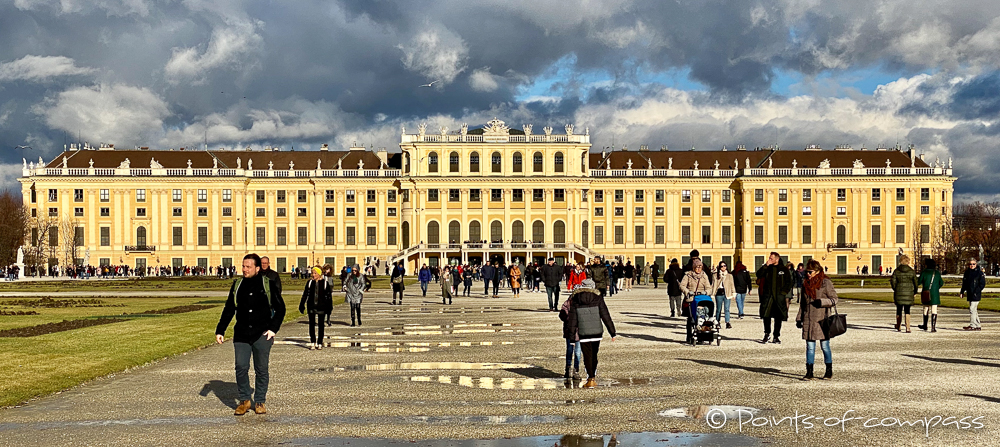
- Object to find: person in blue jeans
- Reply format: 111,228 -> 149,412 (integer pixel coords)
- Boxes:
795,259 -> 838,380
540,258 -> 563,310
559,295 -> 583,380
710,261 -> 735,329
732,261 -> 752,319
417,264 -> 432,297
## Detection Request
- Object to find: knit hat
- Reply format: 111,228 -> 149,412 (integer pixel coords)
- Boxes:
579,278 -> 596,289
691,258 -> 704,269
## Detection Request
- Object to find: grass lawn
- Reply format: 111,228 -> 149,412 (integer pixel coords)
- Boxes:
0,295 -> 308,407
0,275 -> 419,293
828,275 -> 1000,288
838,292 -> 1000,312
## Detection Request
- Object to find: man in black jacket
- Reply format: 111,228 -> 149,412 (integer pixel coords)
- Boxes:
960,258 -> 986,330
650,262 -> 660,289
260,256 -> 283,299
756,252 -> 792,344
481,262 -> 495,296
541,258 -> 563,311
664,259 -> 684,317
216,253 -> 285,416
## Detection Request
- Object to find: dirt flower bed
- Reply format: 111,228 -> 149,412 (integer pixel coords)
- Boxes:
0,298 -> 125,308
0,310 -> 40,316
128,304 -> 218,315
0,318 -> 129,337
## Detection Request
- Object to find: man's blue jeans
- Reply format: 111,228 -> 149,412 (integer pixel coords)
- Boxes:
234,333 -> 273,403
546,286 -> 560,309
565,340 -> 582,371
734,293 -> 747,316
806,339 -> 832,365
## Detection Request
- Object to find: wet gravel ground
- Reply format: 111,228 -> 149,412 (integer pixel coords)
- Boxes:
1,288 -> 998,446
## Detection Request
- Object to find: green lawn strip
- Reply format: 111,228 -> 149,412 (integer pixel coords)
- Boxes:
0,297 -> 305,408
828,276 -> 1000,288
838,292 -> 1000,312
0,277 -> 418,293
0,297 -> 209,331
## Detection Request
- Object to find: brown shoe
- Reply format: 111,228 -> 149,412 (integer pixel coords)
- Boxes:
582,378 -> 597,388
234,400 -> 252,416
254,402 -> 267,414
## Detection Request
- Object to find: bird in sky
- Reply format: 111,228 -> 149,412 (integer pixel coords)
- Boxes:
420,80 -> 439,88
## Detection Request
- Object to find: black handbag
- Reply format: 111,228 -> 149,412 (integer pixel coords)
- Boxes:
820,304 -> 847,339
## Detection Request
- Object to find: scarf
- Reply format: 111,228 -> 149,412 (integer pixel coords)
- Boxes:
803,270 -> 827,300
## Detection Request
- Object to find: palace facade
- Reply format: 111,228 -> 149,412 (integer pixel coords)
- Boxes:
20,119 -> 955,274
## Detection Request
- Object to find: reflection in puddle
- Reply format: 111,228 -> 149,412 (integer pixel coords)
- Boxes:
659,405 -> 763,420
315,362 -> 534,372
321,341 -> 515,352
285,431 -> 761,446
375,307 -> 507,314
351,329 -> 520,336
406,376 -> 656,390
388,323 -> 519,330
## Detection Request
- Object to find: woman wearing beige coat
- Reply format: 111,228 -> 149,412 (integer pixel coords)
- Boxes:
795,259 -> 838,380
711,261 -> 736,329
679,258 -> 712,344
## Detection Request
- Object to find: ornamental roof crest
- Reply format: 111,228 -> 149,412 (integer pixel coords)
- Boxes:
482,117 -> 510,136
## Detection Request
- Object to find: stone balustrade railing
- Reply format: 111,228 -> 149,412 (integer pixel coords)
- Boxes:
590,166 -> 952,177
27,167 -> 403,179
400,134 -> 590,144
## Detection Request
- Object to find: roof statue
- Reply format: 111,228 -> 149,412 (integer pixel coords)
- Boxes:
400,124 -> 406,135
853,159 -> 865,169
118,158 -> 131,169
818,159 -> 831,169
29,162 -> 33,170
585,127 -> 589,136
746,157 -> 750,169
935,157 -> 941,168
150,158 -> 162,169
38,156 -> 43,166
461,123 -> 468,135
289,160 -> 295,170
268,160 -> 273,170
792,159 -> 797,169
767,158 -> 773,169
735,159 -> 739,169
440,126 -> 448,136
886,159 -> 892,169
911,154 -> 915,168
714,160 -> 720,170
522,124 -> 532,136
543,126 -> 553,136
237,157 -> 242,169
565,124 -> 574,135
213,158 -> 218,169
627,159 -> 633,169
483,118 -> 509,136
62,156 -> 68,168
693,161 -> 699,170
337,158 -> 342,169
949,157 -> 953,168
668,157 -> 673,169
186,159 -> 192,168
22,158 -> 26,169
89,159 -> 94,168
358,159 -> 364,170
317,159 -> 323,170
418,122 -> 427,136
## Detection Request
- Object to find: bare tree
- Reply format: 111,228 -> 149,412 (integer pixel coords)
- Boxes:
912,217 -> 928,270
0,191 -> 27,266
59,216 -> 82,267
25,212 -> 59,276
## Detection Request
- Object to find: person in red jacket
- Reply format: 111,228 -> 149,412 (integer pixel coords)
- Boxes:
567,263 -> 585,291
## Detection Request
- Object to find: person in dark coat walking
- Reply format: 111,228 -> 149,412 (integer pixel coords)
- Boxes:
890,255 -> 918,332
650,262 -> 660,289
260,256 -> 283,302
756,252 -> 792,344
918,258 -> 943,332
559,294 -> 583,381
960,258 -> 987,330
215,254 -> 285,416
390,261 -> 405,305
481,262 -> 496,296
565,278 -> 616,388
664,259 -> 684,318
299,267 -> 333,350
587,257 -> 609,297
541,258 -> 563,310
795,260 -> 838,380
732,261 -> 753,319
417,264 -> 432,297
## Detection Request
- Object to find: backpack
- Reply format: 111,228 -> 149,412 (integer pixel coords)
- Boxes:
232,275 -> 275,317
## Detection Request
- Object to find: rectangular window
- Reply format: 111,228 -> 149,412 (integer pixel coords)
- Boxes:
73,189 -> 83,202
367,207 -> 376,217
256,190 -> 265,202
872,188 -> 881,201
298,227 -> 308,245
491,189 -> 503,201
388,190 -> 397,202
325,190 -> 335,202
346,207 -> 355,216
614,190 -> 624,202
47,207 -> 58,217
222,189 -> 231,202
533,189 -> 544,201
778,206 -> 787,216
778,225 -> 787,244
655,207 -> 664,216
100,189 -> 109,202
896,188 -> 905,201
896,205 -> 905,215
198,207 -> 208,217
920,225 -> 930,244
635,226 -> 644,244
701,225 -> 711,244
872,225 -> 881,244
256,208 -> 265,217
48,227 -> 58,247
682,207 -> 691,217
595,190 -> 604,202
722,190 -> 731,202
837,207 -> 847,215
896,224 -> 906,244
73,227 -> 84,247
512,189 -> 523,202
614,207 -> 624,216
74,207 -> 84,217
277,227 -> 287,246
48,189 -> 58,201
837,189 -> 846,201
595,226 -> 604,244
754,206 -> 764,216
469,189 -> 480,202
921,188 -> 930,200
388,208 -> 397,216
173,207 -> 183,217
778,189 -> 787,201
682,190 -> 691,202
173,189 -> 182,202
920,205 -> 930,215
701,190 -> 711,202
655,226 -> 665,244
346,190 -> 356,202
277,190 -> 286,203
299,190 -> 307,203
595,207 -> 604,217
754,226 -> 764,245
635,207 -> 644,216
655,190 -> 665,202
722,226 -> 731,244
277,208 -> 287,217
325,207 -> 335,217
388,227 -> 397,246
256,227 -> 266,246
802,189 -> 812,201
101,207 -> 110,217
222,227 -> 232,246
367,190 -> 376,203
581,190 -> 588,202
681,226 -> 691,244
754,189 -> 763,201
802,206 -> 812,215
197,227 -> 208,246
100,227 -> 110,246
197,189 -> 207,202
722,207 -> 731,217
554,189 -> 565,202
427,189 -> 439,202
872,206 -> 881,215
297,207 -> 307,217
172,227 -> 183,246
702,207 -> 711,217
325,227 -> 336,245
635,190 -> 645,202
614,226 -> 624,244
346,227 -> 356,246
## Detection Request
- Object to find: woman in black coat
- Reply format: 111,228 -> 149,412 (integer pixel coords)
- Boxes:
390,261 -> 405,305
300,266 -> 333,350
566,278 -> 616,388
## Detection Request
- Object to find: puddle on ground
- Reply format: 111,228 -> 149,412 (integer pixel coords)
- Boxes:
383,323 -> 519,330
321,341 -> 516,352
283,431 -> 762,446
350,329 -> 520,336
314,362 -> 534,372
406,376 -> 657,390
659,405 -> 763,420
375,307 -> 507,314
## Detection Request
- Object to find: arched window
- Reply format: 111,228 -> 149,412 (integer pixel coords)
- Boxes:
491,152 -> 502,173
490,221 -> 503,242
449,151 -> 460,173
581,220 -> 589,248
427,221 -> 440,244
512,221 -> 524,243
448,220 -> 461,243
136,226 -> 147,246
532,220 -> 545,242
402,222 -> 410,248
469,152 -> 480,172
512,152 -> 523,173
554,221 -> 566,243
554,152 -> 564,173
837,225 -> 846,245
428,152 -> 438,173
533,152 -> 543,172
469,221 -> 481,242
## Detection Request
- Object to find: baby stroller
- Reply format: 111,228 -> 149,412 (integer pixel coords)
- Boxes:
688,294 -> 721,346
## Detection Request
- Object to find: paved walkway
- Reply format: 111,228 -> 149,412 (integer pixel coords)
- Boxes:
0,286 -> 997,446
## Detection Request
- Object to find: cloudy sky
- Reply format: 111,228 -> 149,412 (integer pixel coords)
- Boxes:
1,0 -> 999,201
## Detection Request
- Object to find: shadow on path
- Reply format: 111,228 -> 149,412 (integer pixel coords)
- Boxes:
902,354 -> 1000,368
678,358 -> 800,379
618,332 -> 688,346
504,366 -> 563,379
622,320 -> 684,330
959,393 -> 1000,404
198,380 -> 239,409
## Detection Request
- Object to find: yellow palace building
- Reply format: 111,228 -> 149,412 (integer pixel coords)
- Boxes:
20,118 -> 955,274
